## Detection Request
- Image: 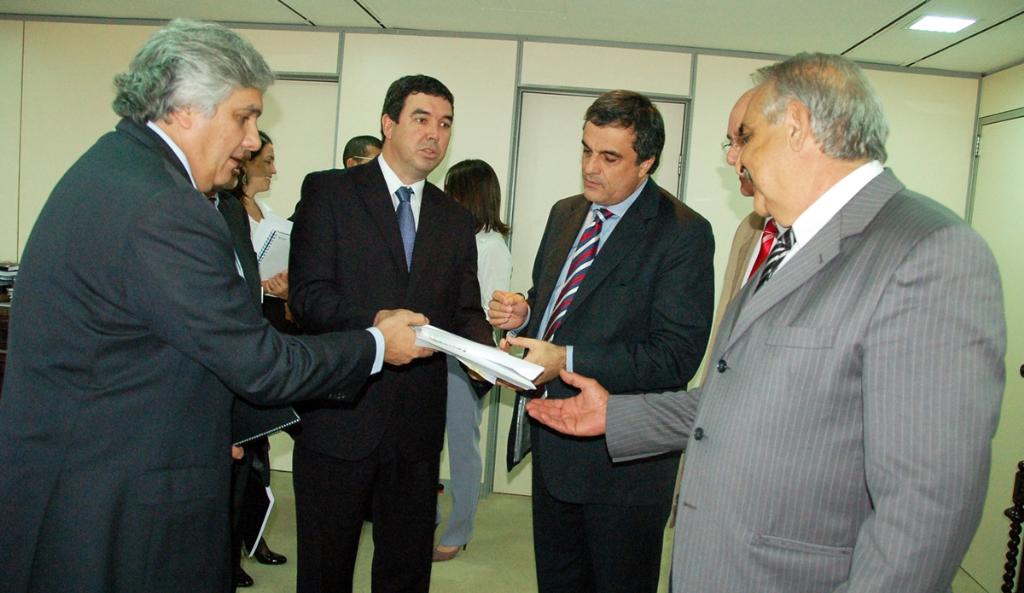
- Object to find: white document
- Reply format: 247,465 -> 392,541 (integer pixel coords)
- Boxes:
252,214 -> 293,281
246,486 -> 276,558
414,325 -> 544,390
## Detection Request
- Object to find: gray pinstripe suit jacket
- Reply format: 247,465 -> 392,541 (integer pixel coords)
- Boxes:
606,169 -> 1006,593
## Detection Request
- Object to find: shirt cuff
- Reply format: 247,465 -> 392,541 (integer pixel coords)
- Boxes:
508,304 -> 531,337
565,345 -> 574,372
366,327 -> 385,374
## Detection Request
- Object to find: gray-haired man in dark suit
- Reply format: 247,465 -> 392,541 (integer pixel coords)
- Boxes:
0,19 -> 428,593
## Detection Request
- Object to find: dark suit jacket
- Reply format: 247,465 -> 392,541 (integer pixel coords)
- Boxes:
0,119 -> 377,593
289,161 -> 493,462
217,193 -> 299,444
525,179 -> 714,505
217,192 -> 263,307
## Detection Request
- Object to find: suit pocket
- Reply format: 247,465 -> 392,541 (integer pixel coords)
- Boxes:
751,533 -> 852,557
748,533 -> 853,591
765,326 -> 835,349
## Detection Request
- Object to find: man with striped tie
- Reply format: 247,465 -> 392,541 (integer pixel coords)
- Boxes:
525,53 -> 1006,593
489,90 -> 715,593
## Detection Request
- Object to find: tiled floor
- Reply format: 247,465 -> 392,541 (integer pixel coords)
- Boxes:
246,471 -> 990,592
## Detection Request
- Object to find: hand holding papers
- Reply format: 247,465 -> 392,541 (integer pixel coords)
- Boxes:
252,214 -> 293,281
374,309 -> 432,365
414,325 -> 544,390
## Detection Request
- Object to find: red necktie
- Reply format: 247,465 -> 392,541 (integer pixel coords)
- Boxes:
747,219 -> 779,281
542,208 -> 613,342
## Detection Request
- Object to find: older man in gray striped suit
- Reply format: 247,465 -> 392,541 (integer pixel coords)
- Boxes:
526,52 -> 1006,593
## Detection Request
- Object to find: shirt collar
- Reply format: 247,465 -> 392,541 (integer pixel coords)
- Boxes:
597,176 -> 648,218
378,155 -> 426,202
790,160 -> 883,247
146,120 -> 197,189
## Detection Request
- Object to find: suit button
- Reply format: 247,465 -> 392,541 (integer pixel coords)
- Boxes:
693,427 -> 705,441
716,359 -> 728,373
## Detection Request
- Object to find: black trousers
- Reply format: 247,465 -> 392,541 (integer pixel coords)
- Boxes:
230,438 -> 271,585
293,440 -> 439,593
531,464 -> 671,593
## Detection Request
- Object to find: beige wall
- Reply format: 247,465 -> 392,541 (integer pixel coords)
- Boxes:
960,65 -> 1024,593
0,20 -> 23,262
521,41 -> 692,96
979,61 -> 1024,118
867,69 -> 978,216
18,22 -> 155,256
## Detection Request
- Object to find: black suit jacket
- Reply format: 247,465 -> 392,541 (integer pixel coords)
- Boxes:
289,161 -> 493,462
525,179 -> 714,505
217,193 -> 300,444
0,120 -> 377,593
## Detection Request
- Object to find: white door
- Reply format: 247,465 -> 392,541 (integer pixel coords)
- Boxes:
491,91 -> 687,495
961,115 -> 1024,592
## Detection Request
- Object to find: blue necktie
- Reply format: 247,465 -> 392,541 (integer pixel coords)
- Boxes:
396,186 -> 416,269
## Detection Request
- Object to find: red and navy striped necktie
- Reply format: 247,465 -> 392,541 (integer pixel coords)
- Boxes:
542,207 -> 613,341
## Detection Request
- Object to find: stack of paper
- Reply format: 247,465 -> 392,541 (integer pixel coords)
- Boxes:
414,325 -> 543,390
252,215 -> 293,281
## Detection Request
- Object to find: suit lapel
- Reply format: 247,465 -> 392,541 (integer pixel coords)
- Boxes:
355,164 -> 410,278
530,197 -> 590,335
719,169 -> 904,354
568,181 -> 658,313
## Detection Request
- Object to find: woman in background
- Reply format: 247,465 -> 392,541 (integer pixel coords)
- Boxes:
231,130 -> 290,327
228,131 -> 290,588
434,159 -> 513,562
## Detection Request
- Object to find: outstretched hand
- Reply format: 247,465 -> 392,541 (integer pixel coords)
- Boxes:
525,369 -> 608,437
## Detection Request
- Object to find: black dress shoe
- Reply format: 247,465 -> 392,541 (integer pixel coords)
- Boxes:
253,541 -> 287,565
234,567 -> 254,588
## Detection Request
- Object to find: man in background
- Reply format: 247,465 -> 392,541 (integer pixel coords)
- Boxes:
0,19 -> 427,593
489,90 -> 714,593
712,88 -> 770,337
342,134 -> 383,168
526,52 -> 1006,593
289,74 -> 493,593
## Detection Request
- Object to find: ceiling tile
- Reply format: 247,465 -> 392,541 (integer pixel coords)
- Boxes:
0,0 -> 1017,74
914,14 -> 1024,73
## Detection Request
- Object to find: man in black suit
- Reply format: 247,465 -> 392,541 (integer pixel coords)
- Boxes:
0,20 -> 428,593
289,75 -> 493,593
489,90 -> 715,593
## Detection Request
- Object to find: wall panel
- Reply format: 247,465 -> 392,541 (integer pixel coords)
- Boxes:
19,22 -> 155,255
521,41 -> 691,96
866,69 -> 977,217
979,62 -> 1024,118
0,20 -> 23,261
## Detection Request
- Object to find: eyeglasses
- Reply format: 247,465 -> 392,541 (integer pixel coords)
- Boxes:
351,155 -> 376,163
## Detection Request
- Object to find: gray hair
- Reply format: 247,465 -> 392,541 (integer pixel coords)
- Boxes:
753,52 -> 888,163
113,19 -> 273,123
